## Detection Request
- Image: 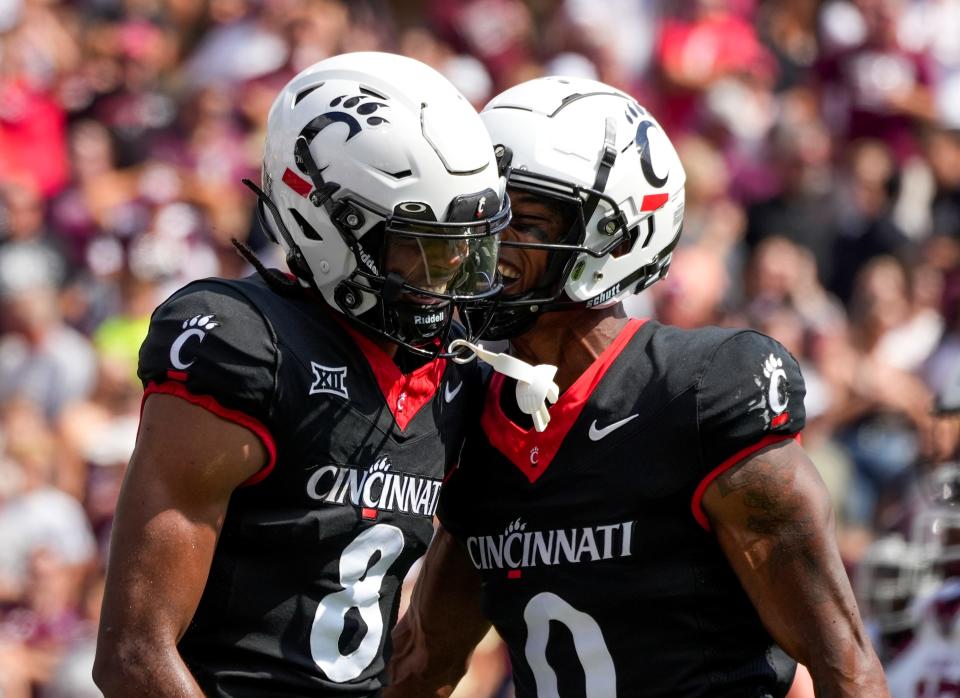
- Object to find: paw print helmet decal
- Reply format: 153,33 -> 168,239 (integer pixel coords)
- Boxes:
249,52 -> 510,357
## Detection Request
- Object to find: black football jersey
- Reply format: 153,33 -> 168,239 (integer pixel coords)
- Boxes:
438,319 -> 806,698
138,274 -> 483,697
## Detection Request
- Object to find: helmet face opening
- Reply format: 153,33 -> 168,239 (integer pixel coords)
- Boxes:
467,168 -> 636,341
317,188 -> 509,356
500,169 -> 632,293
382,206 -> 506,300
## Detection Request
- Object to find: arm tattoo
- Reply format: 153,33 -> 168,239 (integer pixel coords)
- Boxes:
714,450 -> 827,597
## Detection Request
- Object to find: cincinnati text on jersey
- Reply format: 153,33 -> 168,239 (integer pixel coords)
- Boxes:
305,457 -> 442,518
466,519 -> 635,577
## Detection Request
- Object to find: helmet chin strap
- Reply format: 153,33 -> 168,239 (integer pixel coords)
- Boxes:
449,339 -> 559,432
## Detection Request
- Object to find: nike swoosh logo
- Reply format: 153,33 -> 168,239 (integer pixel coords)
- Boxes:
588,414 -> 639,441
444,381 -> 463,403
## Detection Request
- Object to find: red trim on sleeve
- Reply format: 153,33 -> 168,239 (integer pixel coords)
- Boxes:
690,432 -> 801,531
142,381 -> 278,487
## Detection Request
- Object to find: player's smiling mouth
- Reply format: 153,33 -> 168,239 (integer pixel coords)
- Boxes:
498,262 -> 522,289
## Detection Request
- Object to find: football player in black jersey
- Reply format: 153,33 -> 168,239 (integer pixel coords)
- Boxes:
92,52 -> 510,698
388,77 -> 888,698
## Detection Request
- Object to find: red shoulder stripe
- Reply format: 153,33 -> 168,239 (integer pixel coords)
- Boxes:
690,432 -> 801,531
142,381 -> 278,487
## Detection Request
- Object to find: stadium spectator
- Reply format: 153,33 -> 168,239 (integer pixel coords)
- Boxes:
0,283 -> 97,419
0,0 -> 955,693
815,0 -> 936,162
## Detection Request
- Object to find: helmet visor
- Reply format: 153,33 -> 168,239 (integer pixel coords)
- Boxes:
382,199 -> 509,299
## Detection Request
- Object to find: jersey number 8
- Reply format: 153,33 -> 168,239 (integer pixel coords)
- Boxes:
311,524 -> 405,682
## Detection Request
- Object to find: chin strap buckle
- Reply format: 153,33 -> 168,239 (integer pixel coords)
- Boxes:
449,339 -> 559,432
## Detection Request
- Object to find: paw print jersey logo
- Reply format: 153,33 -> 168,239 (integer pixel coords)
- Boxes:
748,353 -> 791,428
529,446 -> 540,466
169,315 -> 219,371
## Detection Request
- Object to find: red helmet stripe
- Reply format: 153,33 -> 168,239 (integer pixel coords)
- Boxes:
640,193 -> 669,212
282,167 -> 312,197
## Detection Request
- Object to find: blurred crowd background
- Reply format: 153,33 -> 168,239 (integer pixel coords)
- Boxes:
1,0 -> 959,695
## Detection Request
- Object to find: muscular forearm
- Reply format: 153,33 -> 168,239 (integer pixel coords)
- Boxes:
704,441 -> 889,698
94,638 -> 204,698
386,611 -> 489,698
385,526 -> 490,698
778,528 -> 887,698
743,506 -> 887,697
804,647 -> 887,698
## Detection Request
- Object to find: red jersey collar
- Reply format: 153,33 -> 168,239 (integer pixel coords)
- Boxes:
482,319 -> 647,483
336,317 -> 446,431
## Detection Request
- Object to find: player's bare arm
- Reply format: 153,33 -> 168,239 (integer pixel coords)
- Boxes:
385,525 -> 490,698
702,438 -> 888,698
93,394 -> 266,697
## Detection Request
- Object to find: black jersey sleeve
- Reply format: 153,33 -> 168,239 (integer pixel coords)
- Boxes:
695,331 -> 806,497
138,280 -> 279,475
691,330 -> 806,530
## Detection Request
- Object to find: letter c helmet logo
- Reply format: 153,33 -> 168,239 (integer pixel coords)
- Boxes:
169,315 -> 219,370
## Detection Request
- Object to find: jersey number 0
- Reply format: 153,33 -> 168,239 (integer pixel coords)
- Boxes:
524,592 -> 617,697
311,524 -> 405,682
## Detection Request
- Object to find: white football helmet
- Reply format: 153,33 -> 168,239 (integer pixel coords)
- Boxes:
247,52 -> 509,354
475,76 -> 685,339
913,462 -> 960,579
856,533 -> 940,636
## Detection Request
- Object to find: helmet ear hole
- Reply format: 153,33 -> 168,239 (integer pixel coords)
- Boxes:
640,216 -> 656,249
289,209 -> 324,241
494,145 -> 513,177
609,225 -> 639,259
